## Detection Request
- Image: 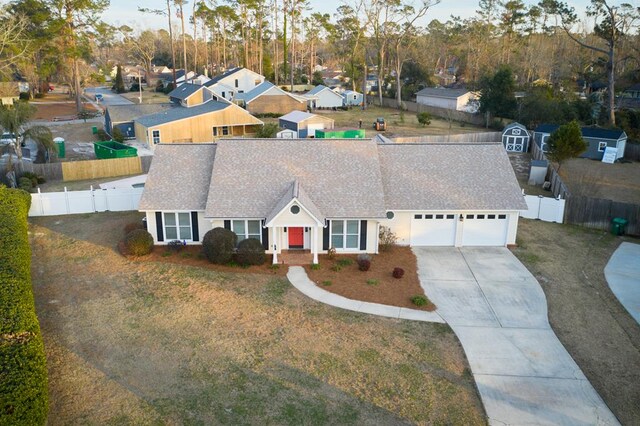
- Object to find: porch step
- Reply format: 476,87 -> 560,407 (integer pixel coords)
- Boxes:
278,250 -> 313,265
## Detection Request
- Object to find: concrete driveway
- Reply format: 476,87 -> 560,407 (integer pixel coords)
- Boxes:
605,242 -> 640,325
84,86 -> 134,106
414,247 -> 619,425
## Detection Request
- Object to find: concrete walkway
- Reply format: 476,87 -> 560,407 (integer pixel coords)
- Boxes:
286,266 -> 445,323
604,242 -> 640,325
414,247 -> 619,426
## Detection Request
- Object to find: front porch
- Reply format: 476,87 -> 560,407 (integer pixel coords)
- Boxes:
277,250 -> 313,265
270,225 -> 321,265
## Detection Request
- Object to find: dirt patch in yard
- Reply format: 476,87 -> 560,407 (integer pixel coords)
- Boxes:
31,100 -> 99,121
29,212 -> 484,424
304,247 -> 435,311
513,219 -> 640,425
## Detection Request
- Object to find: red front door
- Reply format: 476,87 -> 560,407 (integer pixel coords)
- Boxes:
288,227 -> 304,248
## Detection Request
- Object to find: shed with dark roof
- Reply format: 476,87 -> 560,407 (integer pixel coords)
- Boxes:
533,124 -> 627,160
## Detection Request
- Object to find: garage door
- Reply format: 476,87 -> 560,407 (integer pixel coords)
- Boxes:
307,123 -> 325,138
461,214 -> 508,246
410,214 -> 457,246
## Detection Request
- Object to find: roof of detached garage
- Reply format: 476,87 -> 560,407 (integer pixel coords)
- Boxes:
377,143 -> 527,211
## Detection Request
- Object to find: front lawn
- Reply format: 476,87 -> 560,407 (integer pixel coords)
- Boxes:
304,246 -> 435,311
29,212 -> 485,425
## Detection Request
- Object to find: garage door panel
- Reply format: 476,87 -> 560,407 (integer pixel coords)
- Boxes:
411,214 -> 456,246
462,214 -> 508,246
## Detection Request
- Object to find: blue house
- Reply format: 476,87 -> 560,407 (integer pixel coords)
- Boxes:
533,124 -> 627,161
342,90 -> 364,107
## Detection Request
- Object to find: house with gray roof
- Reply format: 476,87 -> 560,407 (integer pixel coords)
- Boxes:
139,139 -> 527,263
416,87 -> 478,111
304,85 -> 344,109
233,81 -> 306,115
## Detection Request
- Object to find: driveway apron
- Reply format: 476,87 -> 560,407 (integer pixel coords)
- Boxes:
414,247 -> 619,426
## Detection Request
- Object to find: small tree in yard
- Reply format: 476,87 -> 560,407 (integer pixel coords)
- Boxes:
114,65 -> 126,93
417,112 -> 431,127
202,227 -> 237,264
547,120 -> 588,172
112,127 -> 125,143
255,123 -> 279,138
378,226 -> 397,252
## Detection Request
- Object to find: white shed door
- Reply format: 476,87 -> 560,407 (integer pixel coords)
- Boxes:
505,136 -> 525,152
461,214 -> 508,246
307,123 -> 325,137
410,214 -> 457,246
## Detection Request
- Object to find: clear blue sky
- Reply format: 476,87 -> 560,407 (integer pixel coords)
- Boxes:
103,0 -> 593,32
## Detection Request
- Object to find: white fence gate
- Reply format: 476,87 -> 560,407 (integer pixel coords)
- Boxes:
520,195 -> 565,223
29,187 -> 144,217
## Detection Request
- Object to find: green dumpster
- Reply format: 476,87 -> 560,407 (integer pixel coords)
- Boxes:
611,218 -> 629,236
92,126 -> 98,134
53,137 -> 65,158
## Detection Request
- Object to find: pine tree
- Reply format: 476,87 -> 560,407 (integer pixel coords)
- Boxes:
115,65 -> 126,94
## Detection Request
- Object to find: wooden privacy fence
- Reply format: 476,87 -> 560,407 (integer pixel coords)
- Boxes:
17,155 -> 153,182
373,97 -> 486,126
390,132 -> 501,144
565,196 -> 640,235
625,143 -> 640,161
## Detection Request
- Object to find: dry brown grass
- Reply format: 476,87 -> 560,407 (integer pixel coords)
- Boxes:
304,247 -> 435,311
29,212 -> 485,425
119,90 -> 170,104
558,157 -> 640,203
513,219 -> 640,425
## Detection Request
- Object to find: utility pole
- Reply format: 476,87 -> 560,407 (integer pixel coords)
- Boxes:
138,72 -> 143,103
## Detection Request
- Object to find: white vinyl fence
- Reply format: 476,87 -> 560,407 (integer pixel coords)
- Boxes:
520,195 -> 565,223
29,187 -> 144,217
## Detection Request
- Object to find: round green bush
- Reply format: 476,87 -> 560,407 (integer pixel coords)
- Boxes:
124,229 -> 154,256
236,238 -> 265,266
202,227 -> 237,264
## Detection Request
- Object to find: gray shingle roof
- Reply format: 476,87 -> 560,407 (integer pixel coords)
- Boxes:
265,180 -> 324,224
106,104 -> 172,124
307,85 -> 336,96
377,143 -> 527,211
235,81 -> 277,103
416,87 -> 471,99
204,139 -> 387,219
167,83 -> 205,101
204,67 -> 242,87
136,100 -> 230,127
279,111 -> 316,124
139,144 -> 217,211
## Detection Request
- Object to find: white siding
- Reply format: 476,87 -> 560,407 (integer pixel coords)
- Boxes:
144,211 -> 209,245
416,95 -> 457,110
315,90 -> 343,108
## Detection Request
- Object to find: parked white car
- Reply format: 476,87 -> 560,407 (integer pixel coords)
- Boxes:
0,132 -> 17,145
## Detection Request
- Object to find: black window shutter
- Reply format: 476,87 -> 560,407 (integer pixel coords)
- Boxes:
323,222 -> 330,250
155,212 -> 164,242
261,220 -> 269,250
191,212 -> 199,242
224,220 -> 231,230
360,220 -> 367,250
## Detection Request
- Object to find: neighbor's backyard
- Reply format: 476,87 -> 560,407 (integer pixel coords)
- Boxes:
29,212 -> 485,425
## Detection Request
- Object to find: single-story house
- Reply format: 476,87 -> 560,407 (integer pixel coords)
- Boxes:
342,90 -> 363,106
533,124 -> 627,160
415,87 -> 478,111
502,122 -> 530,152
139,139 -> 526,263
234,81 -> 306,115
279,111 -> 335,138
104,104 -> 172,139
623,83 -> 640,99
204,67 -> 265,102
305,85 -> 344,109
134,101 -> 263,148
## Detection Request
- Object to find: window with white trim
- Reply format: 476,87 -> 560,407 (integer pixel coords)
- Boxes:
164,212 -> 191,240
152,130 -> 161,144
598,141 -> 607,152
331,220 -> 359,250
232,220 -> 261,242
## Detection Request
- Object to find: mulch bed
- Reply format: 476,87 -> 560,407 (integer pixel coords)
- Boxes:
120,244 -> 287,276
303,246 -> 436,311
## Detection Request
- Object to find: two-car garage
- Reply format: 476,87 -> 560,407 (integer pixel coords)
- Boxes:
409,212 -> 511,247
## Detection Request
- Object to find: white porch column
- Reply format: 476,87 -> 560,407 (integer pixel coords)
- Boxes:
312,226 -> 319,264
272,227 -> 278,264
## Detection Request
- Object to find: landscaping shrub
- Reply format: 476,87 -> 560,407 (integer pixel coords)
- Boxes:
21,172 -> 45,186
111,127 -> 125,143
330,265 -> 342,272
123,221 -> 144,236
327,247 -> 336,259
357,253 -> 371,271
124,229 -> 154,256
0,186 -> 49,425
167,240 -> 186,252
379,226 -> 397,252
202,227 -> 237,264
366,278 -> 379,286
411,295 -> 428,307
162,83 -> 175,94
96,129 -> 109,141
255,123 -> 279,138
310,263 -> 321,270
18,177 -> 34,192
236,238 -> 265,266
392,267 -> 405,279
254,112 -> 281,118
337,258 -> 353,267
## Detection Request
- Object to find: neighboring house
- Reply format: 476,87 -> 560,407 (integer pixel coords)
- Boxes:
415,87 -> 477,111
133,83 -> 263,148
533,124 -> 627,160
622,83 -> 640,99
104,104 -> 172,139
204,67 -> 265,102
502,122 -> 530,152
0,82 -> 20,106
139,139 -> 526,264
157,69 -> 196,87
304,85 -> 344,109
234,81 -> 306,115
279,111 -> 335,138
342,90 -> 363,106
